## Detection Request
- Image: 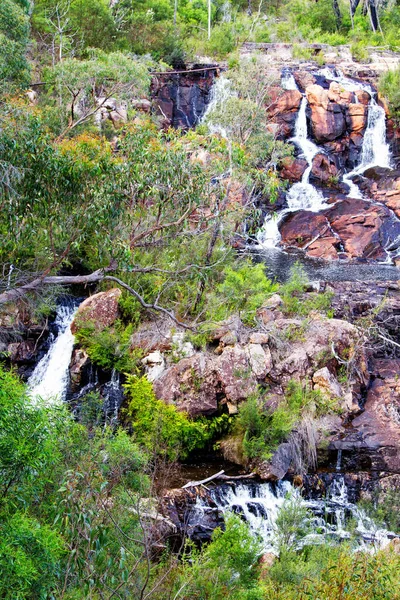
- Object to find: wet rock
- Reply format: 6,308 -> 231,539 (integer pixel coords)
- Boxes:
279,197 -> 399,261
347,102 -> 367,134
280,211 -> 340,260
7,340 -> 36,363
257,442 -> 293,480
268,88 -> 303,139
311,152 -> 339,183
326,198 -> 394,260
160,487 -> 223,545
306,84 -> 346,142
355,89 -> 371,105
69,348 -> 90,392
328,82 -> 354,105
151,66 -> 219,129
280,156 -> 308,182
331,359 -> 400,473
71,288 -> 121,334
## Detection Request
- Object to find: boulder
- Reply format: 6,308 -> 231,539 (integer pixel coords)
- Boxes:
311,152 -> 339,183
347,103 -> 367,134
69,348 -> 90,392
153,353 -> 219,417
328,82 -> 353,106
313,366 -> 342,398
306,84 -> 346,142
71,288 -> 121,334
280,156 -> 308,182
215,345 -> 258,404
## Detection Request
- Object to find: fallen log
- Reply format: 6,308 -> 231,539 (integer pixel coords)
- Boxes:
182,470 -> 256,488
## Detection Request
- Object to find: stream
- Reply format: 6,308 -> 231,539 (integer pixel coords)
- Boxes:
25,66 -> 400,555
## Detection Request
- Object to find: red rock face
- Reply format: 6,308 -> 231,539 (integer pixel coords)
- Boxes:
306,84 -> 346,143
279,156 -> 308,182
267,89 -> 303,139
335,359 -> 400,473
311,152 -> 339,183
279,198 -> 396,261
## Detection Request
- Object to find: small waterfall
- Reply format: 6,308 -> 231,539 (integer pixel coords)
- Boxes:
287,97 -> 326,211
336,448 -> 342,471
28,302 -> 77,404
102,369 -> 124,424
281,69 -> 298,91
360,97 -> 391,170
320,68 -> 391,192
201,75 -> 236,138
259,75 -> 326,248
193,477 -> 395,554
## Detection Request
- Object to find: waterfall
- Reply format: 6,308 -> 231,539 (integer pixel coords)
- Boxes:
193,477 -> 395,554
287,97 -> 326,211
259,74 -> 326,248
28,302 -> 77,404
359,97 -> 391,170
102,369 -> 124,424
281,69 -> 298,91
201,75 -> 236,138
320,68 -> 391,192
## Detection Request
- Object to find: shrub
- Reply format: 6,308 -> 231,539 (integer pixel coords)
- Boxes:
208,261 -> 278,326
280,263 -> 333,316
124,375 -> 211,460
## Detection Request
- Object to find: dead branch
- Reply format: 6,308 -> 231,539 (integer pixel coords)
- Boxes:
181,470 -> 256,488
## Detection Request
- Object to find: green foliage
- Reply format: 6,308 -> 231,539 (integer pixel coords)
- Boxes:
208,261 -> 278,325
74,319 -> 143,373
236,381 -> 333,460
274,493 -> 313,553
280,263 -> 333,316
359,488 -> 400,534
0,366 -> 58,501
0,512 -> 64,600
170,513 -> 263,599
0,0 -> 30,87
380,68 -> 400,124
124,375 -> 211,459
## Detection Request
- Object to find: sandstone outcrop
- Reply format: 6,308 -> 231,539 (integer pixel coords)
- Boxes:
71,288 -> 121,334
280,198 -> 398,260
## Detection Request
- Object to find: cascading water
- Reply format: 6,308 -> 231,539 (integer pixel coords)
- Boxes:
259,74 -> 327,247
201,75 -> 236,138
28,301 -> 78,404
193,477 -> 395,554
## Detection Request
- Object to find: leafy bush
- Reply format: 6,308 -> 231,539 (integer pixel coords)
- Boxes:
236,381 -> 331,460
280,263 -> 333,316
380,67 -> 400,124
208,261 -> 278,325
74,319 -> 143,373
124,375 -> 211,460
0,513 -> 64,600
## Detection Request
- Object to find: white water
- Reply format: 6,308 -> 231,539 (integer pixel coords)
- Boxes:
320,68 -> 391,192
28,303 -> 77,404
259,76 -> 326,247
194,477 -> 395,554
201,75 -> 236,139
259,67 -> 393,251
